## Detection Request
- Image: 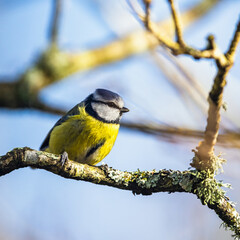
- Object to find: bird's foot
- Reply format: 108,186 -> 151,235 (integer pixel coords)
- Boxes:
60,151 -> 68,167
99,163 -> 109,174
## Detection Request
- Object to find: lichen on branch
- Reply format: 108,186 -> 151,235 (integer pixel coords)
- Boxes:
0,147 -> 240,237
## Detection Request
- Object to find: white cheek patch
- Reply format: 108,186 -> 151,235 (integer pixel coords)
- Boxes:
91,102 -> 120,122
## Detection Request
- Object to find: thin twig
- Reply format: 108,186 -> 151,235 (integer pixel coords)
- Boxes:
143,0 -> 152,30
128,0 -> 222,38
152,49 -> 208,116
168,0 -> 185,45
225,18 -> 240,63
139,0 -> 228,66
34,101 -> 66,115
49,0 -> 62,45
121,121 -> 240,148
153,48 -> 238,131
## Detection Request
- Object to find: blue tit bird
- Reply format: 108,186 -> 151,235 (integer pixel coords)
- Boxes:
40,89 -> 129,165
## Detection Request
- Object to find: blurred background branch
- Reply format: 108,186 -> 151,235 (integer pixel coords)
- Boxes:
49,0 -> 62,45
1,0 -> 239,149
0,0 -> 221,110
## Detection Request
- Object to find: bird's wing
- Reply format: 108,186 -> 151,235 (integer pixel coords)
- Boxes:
40,102 -> 83,151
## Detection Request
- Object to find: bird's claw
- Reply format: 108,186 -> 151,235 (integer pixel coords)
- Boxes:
60,151 -> 68,167
99,163 -> 109,174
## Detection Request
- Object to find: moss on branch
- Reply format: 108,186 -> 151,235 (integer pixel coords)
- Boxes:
0,147 -> 240,237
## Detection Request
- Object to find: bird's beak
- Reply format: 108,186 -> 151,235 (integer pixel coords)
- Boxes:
121,107 -> 129,113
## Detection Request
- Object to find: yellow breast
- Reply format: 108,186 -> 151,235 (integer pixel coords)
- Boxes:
47,106 -> 120,165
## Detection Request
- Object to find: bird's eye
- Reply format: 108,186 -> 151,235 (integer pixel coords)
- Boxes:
108,102 -> 116,108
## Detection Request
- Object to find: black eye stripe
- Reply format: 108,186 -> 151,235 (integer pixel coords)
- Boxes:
92,100 -> 120,110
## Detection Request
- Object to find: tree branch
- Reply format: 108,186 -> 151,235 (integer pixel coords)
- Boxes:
141,5 -> 227,64
194,18 -> 240,171
137,0 -> 240,172
49,0 -> 62,45
167,0 -> 185,45
0,147 -> 240,237
0,147 -> 187,194
226,17 -> 240,63
143,0 -> 152,29
121,121 -> 240,148
0,0 -> 220,111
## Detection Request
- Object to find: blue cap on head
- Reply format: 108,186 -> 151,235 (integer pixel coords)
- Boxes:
93,89 -> 124,109
95,88 -> 120,100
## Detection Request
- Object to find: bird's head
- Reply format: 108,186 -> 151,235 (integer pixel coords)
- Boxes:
85,89 -> 129,124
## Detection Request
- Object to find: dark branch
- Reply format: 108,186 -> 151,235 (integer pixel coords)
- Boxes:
143,0 -> 152,29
